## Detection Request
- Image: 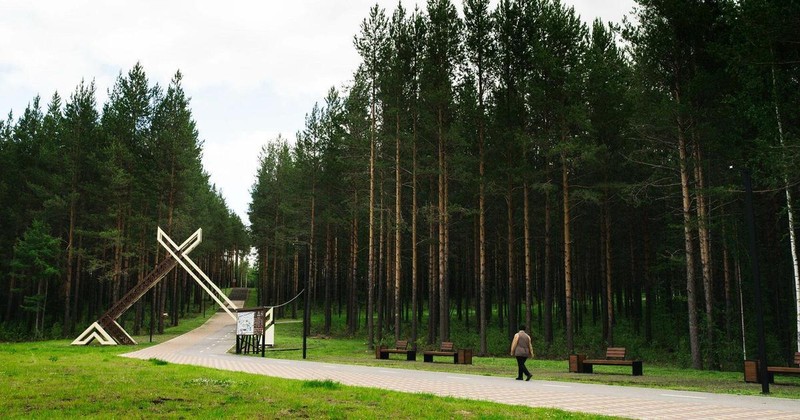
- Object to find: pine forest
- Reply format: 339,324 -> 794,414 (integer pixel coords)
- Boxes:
2,0 -> 800,372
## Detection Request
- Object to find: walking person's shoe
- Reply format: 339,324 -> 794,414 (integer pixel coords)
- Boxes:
525,374 -> 532,381
515,377 -> 523,380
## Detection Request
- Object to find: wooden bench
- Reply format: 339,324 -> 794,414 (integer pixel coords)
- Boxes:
423,342 -> 458,363
376,340 -> 416,361
580,347 -> 642,376
767,352 -> 800,382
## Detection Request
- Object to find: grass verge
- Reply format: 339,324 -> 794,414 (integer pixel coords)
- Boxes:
0,309 -> 610,419
259,313 -> 800,399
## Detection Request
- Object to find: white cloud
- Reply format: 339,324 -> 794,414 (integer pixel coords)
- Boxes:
202,128 -> 275,219
1,0 -> 635,226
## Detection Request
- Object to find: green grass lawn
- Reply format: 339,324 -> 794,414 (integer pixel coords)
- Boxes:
245,288 -> 800,398
4,288 -> 798,418
0,308 -> 609,419
258,312 -> 800,400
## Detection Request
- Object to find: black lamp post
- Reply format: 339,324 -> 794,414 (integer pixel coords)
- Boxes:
302,243 -> 310,360
742,169 -> 769,394
303,266 -> 311,360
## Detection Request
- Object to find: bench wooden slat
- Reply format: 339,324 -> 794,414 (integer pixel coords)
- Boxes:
794,352 -> 800,366
767,366 -> 800,374
605,347 -> 626,359
583,359 -> 635,366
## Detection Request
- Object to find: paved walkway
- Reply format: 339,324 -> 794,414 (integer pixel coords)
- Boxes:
122,306 -> 800,419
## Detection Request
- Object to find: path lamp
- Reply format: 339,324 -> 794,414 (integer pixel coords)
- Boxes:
742,169 -> 769,394
303,257 -> 310,360
294,240 -> 311,360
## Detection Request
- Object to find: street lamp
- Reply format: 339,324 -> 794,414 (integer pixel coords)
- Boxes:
303,252 -> 310,360
294,240 -> 311,360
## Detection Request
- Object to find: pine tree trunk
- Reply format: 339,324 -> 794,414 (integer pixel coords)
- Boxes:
172,257 -> 178,326
693,140 -> 714,366
335,236 -> 340,317
630,229 -> 641,335
292,250 -> 299,319
676,89 -> 702,369
275,244 -> 282,317
73,234 -> 83,328
394,113 -> 402,342
604,195 -> 614,346
643,211 -> 653,343
353,204 -> 359,333
63,195 -> 76,336
429,213 -> 437,344
475,37 -> 488,354
443,156 -> 450,341
113,212 -> 124,304
377,200 -> 384,342
262,242 -> 269,306
35,278 -> 44,336
309,184 -> 316,328
134,249 -> 144,334
367,96 -> 376,349
273,209 -> 280,311
506,179 -> 516,337
438,108 -> 448,343
324,224 -> 332,334
723,231 -> 732,341
524,182 -> 532,336
544,165 -> 553,345
479,126 -> 487,356
411,118 -> 419,347
562,150 -> 574,353
158,279 -> 167,334
348,213 -> 359,334
6,276 -> 15,323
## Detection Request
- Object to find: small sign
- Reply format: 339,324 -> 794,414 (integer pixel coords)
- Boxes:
237,311 -> 255,335
235,307 -> 275,356
253,310 -> 264,335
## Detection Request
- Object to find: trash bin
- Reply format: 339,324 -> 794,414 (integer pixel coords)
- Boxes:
743,359 -> 760,383
458,348 -> 473,365
569,354 -> 586,373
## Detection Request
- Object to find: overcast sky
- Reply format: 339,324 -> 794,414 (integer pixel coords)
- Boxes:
1,0 -> 636,226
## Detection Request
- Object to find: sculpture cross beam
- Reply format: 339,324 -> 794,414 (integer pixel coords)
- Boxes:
157,227 -> 238,321
72,227 -> 236,346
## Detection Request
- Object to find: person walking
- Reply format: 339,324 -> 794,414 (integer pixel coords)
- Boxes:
510,325 -> 533,381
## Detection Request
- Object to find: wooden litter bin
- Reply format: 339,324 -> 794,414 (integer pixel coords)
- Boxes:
569,354 -> 586,373
744,359 -> 760,383
376,345 -> 387,359
457,348 -> 473,365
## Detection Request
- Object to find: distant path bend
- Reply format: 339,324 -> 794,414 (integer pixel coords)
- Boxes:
122,302 -> 800,419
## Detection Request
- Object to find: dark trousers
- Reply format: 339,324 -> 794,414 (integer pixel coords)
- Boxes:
516,356 -> 531,379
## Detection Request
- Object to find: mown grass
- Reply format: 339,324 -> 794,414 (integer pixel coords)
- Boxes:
259,311 -> 800,400
0,308 -> 610,419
